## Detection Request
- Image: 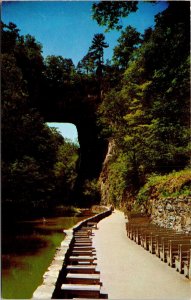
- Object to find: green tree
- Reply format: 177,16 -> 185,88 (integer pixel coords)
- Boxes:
54,140 -> 79,203
1,24 -> 70,216
141,1 -> 190,171
2,22 -> 45,108
77,52 -> 95,75
97,1 -> 190,207
82,179 -> 100,205
102,59 -> 122,91
2,54 -> 57,214
88,33 -> 109,79
113,25 -> 141,69
92,1 -> 138,31
1,22 -> 20,53
45,55 -> 75,85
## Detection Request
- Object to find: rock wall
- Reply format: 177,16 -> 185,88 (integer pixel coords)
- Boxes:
99,140 -> 191,234
99,139 -> 115,206
148,196 -> 191,233
38,81 -> 108,203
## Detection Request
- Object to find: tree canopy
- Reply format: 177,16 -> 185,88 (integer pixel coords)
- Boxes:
97,1 -> 190,207
2,0 -> 190,215
112,25 -> 141,69
2,22 -> 80,218
92,1 -> 138,31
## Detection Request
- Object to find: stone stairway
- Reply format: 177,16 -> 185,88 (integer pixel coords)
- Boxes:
60,223 -> 108,299
32,208 -> 111,299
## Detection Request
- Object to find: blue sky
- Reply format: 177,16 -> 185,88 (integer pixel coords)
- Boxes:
47,122 -> 79,144
2,1 -> 168,65
2,1 -> 168,141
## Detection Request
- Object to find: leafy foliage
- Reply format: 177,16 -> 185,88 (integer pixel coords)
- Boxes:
1,22 -> 20,53
77,33 -> 108,80
97,2 -> 190,208
77,52 -> 95,75
45,55 -> 75,85
106,151 -> 131,207
54,139 -> 79,203
2,1 -> 190,215
137,169 -> 191,206
113,25 -> 142,69
82,179 -> 100,205
92,1 -> 138,31
2,22 -> 79,217
89,33 -> 109,65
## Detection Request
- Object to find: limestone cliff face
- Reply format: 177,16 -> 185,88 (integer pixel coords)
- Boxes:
100,139 -> 191,234
147,196 -> 191,233
98,139 -> 135,209
99,139 -> 115,206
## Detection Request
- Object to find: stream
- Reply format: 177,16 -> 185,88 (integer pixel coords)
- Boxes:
2,213 -> 87,299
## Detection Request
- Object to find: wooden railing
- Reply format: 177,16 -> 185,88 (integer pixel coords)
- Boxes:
126,214 -> 191,280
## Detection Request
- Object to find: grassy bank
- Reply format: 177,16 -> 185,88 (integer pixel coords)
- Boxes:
135,169 -> 191,209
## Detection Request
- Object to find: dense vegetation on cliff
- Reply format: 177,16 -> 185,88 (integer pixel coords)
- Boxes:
95,1 -> 190,208
2,1 -> 190,216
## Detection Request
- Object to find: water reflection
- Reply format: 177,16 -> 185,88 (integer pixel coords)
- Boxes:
2,214 -> 86,299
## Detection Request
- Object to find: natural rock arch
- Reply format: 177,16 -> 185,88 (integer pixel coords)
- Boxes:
38,80 -> 108,204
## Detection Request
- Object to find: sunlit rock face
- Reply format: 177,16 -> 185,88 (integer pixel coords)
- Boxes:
37,81 -> 108,204
148,196 -> 191,233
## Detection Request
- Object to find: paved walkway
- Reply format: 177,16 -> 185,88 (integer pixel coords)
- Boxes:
93,210 -> 191,299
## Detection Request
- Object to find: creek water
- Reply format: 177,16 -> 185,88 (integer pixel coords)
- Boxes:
2,213 -> 87,299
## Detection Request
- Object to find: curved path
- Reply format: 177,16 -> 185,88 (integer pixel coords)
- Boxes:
93,210 -> 191,299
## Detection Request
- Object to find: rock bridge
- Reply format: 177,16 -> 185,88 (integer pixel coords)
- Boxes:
37,79 -> 108,205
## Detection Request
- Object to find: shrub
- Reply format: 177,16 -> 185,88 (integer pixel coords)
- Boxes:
137,169 -> 191,206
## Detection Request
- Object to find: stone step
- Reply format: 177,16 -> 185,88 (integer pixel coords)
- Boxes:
66,265 -> 99,274
73,246 -> 95,251
74,243 -> 92,246
61,283 -> 100,299
66,272 -> 100,284
72,250 -> 95,256
87,222 -> 98,229
74,234 -> 90,238
74,238 -> 92,242
68,256 -> 96,264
